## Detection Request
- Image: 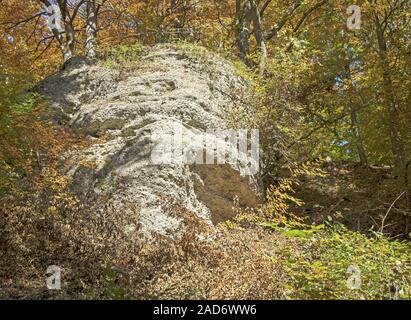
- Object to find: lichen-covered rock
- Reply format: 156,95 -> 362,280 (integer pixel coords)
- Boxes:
36,44 -> 260,236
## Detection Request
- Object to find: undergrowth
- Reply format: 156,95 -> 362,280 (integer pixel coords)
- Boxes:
1,167 -> 409,300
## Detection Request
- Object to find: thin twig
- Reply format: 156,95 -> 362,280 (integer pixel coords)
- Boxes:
380,191 -> 406,233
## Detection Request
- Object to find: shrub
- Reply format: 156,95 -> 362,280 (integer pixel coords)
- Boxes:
266,222 -> 411,299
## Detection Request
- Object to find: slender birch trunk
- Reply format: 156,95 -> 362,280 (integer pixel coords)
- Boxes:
86,0 -> 97,59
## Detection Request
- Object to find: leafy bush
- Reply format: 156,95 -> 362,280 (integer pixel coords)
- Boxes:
267,222 -> 411,299
231,183 -> 411,300
0,88 -> 45,195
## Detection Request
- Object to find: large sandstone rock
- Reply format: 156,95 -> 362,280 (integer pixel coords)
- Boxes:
36,44 -> 260,236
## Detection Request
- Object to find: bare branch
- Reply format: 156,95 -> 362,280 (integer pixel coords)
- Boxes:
266,0 -> 303,41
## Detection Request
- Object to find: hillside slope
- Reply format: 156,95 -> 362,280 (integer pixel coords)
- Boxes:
1,45 -> 409,300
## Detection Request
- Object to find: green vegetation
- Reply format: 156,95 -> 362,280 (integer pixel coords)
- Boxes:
100,43 -> 147,68
0,81 -> 42,194
1,0 -> 410,300
269,223 -> 411,299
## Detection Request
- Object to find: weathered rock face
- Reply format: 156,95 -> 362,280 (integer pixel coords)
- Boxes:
36,44 -> 260,236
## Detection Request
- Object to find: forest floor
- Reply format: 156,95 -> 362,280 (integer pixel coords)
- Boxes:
291,163 -> 410,238
1,159 -> 410,300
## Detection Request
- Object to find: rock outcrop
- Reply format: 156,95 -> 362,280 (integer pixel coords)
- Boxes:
36,44 -> 260,236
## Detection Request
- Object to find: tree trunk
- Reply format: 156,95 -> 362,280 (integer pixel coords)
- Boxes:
250,0 -> 267,76
406,161 -> 411,235
373,9 -> 411,234
65,21 -> 75,58
350,105 -> 368,165
57,0 -> 74,62
374,17 -> 404,165
345,64 -> 368,165
235,0 -> 252,66
86,0 -> 97,59
41,0 -> 72,63
170,0 -> 177,11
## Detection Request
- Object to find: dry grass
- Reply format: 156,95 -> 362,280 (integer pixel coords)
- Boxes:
0,176 -> 288,300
